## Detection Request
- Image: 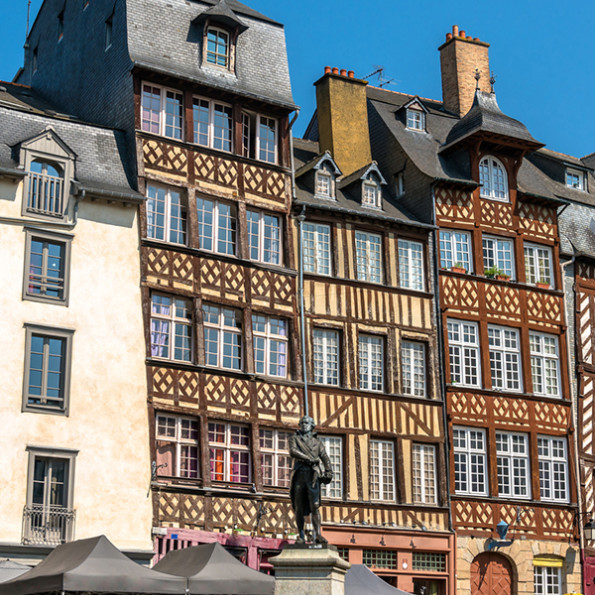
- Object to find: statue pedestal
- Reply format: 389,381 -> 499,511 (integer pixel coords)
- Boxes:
271,544 -> 351,595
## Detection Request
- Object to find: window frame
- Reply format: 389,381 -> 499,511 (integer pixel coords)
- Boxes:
479,155 -> 509,202
398,238 -> 425,291
208,422 -> 251,484
362,180 -> 381,209
566,168 -> 586,191
453,426 -> 488,496
447,319 -> 481,388
257,114 -> 278,164
412,443 -> 438,505
482,234 -> 515,279
488,325 -> 522,392
312,328 -> 340,386
202,304 -> 243,371
22,324 -> 74,416
439,230 -> 473,273
537,435 -> 569,503
205,26 -> 230,69
146,184 -> 187,246
141,82 -> 184,140
155,413 -> 200,479
192,96 -> 233,152
252,314 -> 288,378
370,439 -> 396,502
534,565 -> 562,595
496,431 -> 531,499
259,428 -> 291,489
23,228 -> 72,306
196,196 -> 237,256
401,340 -> 427,397
524,242 -> 554,288
302,222 -> 332,276
150,293 -> 193,363
406,108 -> 425,131
246,209 -> 282,266
358,333 -> 384,392
320,435 -> 343,500
355,230 -> 383,283
315,169 -> 334,200
529,331 -> 561,398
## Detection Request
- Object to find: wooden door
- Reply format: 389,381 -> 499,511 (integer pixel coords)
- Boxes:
471,552 -> 512,595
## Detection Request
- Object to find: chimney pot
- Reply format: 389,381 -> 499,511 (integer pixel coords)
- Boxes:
452,25 -> 459,36
324,66 -> 331,74
348,70 -> 354,78
340,69 -> 347,76
474,37 -> 480,42
446,33 -> 453,41
459,30 -> 465,38
332,67 -> 339,75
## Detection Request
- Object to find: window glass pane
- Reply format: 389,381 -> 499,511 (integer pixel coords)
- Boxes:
164,91 -> 183,140
313,329 -> 339,385
320,436 -> 342,499
399,239 -> 424,290
355,231 -> 382,283
258,116 -> 276,163
141,85 -> 161,134
402,341 -> 426,396
302,223 -> 331,275
359,335 -> 383,391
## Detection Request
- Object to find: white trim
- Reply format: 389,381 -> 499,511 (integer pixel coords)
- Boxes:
488,325 -> 522,392
453,426 -> 488,496
537,435 -> 569,503
479,155 -> 509,202
495,431 -> 531,499
447,319 -> 481,388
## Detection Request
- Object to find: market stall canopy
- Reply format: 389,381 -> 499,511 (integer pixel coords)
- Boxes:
153,541 -> 275,594
345,564 -> 413,595
0,535 -> 187,594
0,560 -> 30,583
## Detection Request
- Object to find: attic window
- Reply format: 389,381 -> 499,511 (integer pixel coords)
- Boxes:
406,108 -> 425,131
362,181 -> 381,208
566,169 -> 586,191
315,170 -> 334,199
479,156 -> 508,202
206,27 -> 230,68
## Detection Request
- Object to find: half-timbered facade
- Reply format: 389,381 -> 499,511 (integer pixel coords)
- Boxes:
298,69 -> 454,595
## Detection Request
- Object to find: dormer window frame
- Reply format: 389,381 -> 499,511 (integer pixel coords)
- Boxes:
315,165 -> 335,200
205,25 -> 230,68
479,155 -> 509,202
406,108 -> 425,132
362,178 -> 381,209
566,168 -> 587,191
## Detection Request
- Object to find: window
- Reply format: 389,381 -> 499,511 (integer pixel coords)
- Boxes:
447,320 -> 480,387
27,160 -> 65,218
355,231 -> 382,283
208,422 -> 250,483
534,565 -> 562,595
359,334 -> 384,391
524,243 -> 554,288
146,185 -> 187,245
370,440 -> 395,501
23,230 -> 71,305
406,108 -> 425,131
253,315 -> 288,377
496,432 -> 530,498
320,436 -> 342,499
105,13 -> 113,50
316,170 -> 334,199
193,97 -> 233,152
313,329 -> 339,386
24,448 -> 76,545
302,222 -> 331,275
479,156 -> 508,201
362,181 -> 380,208
412,443 -> 437,504
150,294 -> 192,362
196,198 -> 236,255
398,239 -> 424,290
247,210 -> 281,265
259,429 -> 291,488
203,304 -> 242,370
453,427 -> 487,495
401,341 -> 426,397
206,27 -> 229,67
530,332 -> 561,398
483,235 -> 514,279
412,552 -> 446,572
141,83 -> 183,140
155,414 -> 199,478
396,172 -> 405,197
23,325 -> 73,415
488,326 -> 522,392
538,436 -> 568,502
241,112 -> 278,164
566,168 -> 586,191
439,230 -> 472,272
362,549 -> 397,569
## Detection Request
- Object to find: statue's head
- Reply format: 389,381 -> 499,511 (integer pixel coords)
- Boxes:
299,415 -> 315,433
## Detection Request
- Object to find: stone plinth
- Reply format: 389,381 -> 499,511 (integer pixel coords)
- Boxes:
271,544 -> 351,595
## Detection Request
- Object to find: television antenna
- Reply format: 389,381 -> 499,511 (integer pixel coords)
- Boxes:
364,66 -> 397,88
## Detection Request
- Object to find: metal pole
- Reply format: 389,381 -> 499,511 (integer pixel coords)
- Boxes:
297,205 -> 309,417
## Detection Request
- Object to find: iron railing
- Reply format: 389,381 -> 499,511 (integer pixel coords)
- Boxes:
22,504 -> 76,545
27,172 -> 65,217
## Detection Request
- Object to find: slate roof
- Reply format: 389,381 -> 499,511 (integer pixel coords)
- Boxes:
0,84 -> 141,200
127,0 -> 295,109
293,138 -> 433,228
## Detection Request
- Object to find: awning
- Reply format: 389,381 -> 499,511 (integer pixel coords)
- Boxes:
345,564 -> 413,595
0,560 -> 30,583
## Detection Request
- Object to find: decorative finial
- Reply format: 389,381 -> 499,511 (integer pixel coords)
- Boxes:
474,68 -> 481,91
490,71 -> 496,93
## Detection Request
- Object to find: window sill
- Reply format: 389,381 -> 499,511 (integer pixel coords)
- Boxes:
453,494 -> 574,508
441,269 -> 561,295
446,384 -> 568,403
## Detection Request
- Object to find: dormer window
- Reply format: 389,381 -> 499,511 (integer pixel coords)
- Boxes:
479,156 -> 508,202
315,165 -> 335,200
206,27 -> 230,68
362,180 -> 381,208
406,108 -> 425,131
566,169 -> 586,191
27,160 -> 65,218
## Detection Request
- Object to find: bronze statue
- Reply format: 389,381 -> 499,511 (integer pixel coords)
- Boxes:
289,415 -> 333,544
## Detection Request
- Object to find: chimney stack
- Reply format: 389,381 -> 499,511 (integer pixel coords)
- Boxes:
315,67 -> 372,176
439,25 -> 490,117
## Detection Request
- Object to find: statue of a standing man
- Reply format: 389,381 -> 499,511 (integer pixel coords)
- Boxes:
289,415 -> 333,544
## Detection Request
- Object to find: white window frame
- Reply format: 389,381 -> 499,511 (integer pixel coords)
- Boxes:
453,427 -> 488,496
146,184 -> 187,245
447,320 -> 481,388
355,231 -> 382,283
412,443 -> 438,504
246,209 -> 282,265
479,156 -> 509,201
205,26 -> 230,68
534,565 -> 562,595
398,239 -> 425,290
439,230 -> 473,272
252,314 -> 288,378
370,439 -> 395,501
202,304 -> 243,370
406,109 -> 425,131
150,293 -> 193,362
483,235 -> 515,279
155,414 -> 199,479
401,340 -> 426,397
320,435 -> 342,499
524,243 -> 554,288
537,436 -> 569,503
196,197 -> 236,256
530,331 -> 561,398
141,83 -> 184,140
315,170 -> 334,199
259,428 -> 291,488
488,325 -> 522,392
257,115 -> 278,164
302,222 -> 331,275
362,180 -> 381,208
566,168 -> 586,191
192,96 -> 233,152
358,334 -> 384,392
313,328 -> 340,386
496,431 -> 530,499
208,422 -> 251,483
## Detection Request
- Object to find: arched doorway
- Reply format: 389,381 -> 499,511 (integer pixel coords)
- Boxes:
471,552 -> 513,595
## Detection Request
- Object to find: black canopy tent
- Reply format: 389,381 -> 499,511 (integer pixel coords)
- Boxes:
153,542 -> 275,595
0,535 -> 187,595
345,564 -> 413,595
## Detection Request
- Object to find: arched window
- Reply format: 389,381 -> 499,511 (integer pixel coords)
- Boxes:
27,159 -> 65,217
479,156 -> 508,201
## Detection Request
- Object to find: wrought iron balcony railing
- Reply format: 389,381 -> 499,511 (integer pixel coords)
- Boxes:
22,504 -> 76,546
27,172 -> 65,217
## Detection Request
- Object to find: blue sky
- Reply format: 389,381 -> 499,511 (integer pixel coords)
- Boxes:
2,0 -> 594,158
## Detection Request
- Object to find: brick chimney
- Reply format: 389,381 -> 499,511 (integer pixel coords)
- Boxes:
315,67 -> 372,176
439,25 -> 490,117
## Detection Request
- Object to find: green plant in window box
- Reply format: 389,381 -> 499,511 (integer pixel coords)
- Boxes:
451,262 -> 466,274
484,265 -> 502,279
536,279 -> 550,289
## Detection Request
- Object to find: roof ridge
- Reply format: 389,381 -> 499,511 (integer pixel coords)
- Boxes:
368,85 -> 442,105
